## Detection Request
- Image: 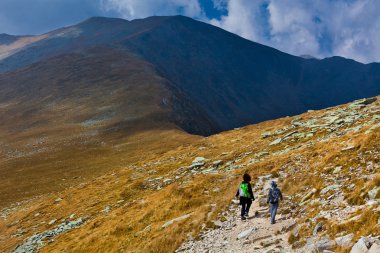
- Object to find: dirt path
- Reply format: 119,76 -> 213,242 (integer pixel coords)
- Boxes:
177,176 -> 296,253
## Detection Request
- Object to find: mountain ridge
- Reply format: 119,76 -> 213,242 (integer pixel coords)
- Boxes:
3,15 -> 379,132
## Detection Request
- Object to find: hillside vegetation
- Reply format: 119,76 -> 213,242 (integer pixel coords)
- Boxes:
1,96 -> 379,252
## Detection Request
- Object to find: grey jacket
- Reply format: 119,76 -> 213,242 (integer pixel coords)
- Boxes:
267,186 -> 283,204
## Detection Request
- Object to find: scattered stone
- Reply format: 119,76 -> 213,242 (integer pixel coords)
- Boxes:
48,219 -> 57,225
313,222 -> 324,235
135,225 -> 152,236
283,131 -> 298,139
13,217 -> 85,253
335,233 -> 354,248
212,160 -> 223,166
368,243 -> 380,253
292,224 -> 303,238
350,238 -> 369,253
212,220 -> 223,228
54,198 -> 63,203
192,157 -> 206,164
368,187 -> 379,200
255,152 -> 270,157
102,205 -> 111,214
316,238 -> 335,251
342,145 -> 355,151
190,157 -> 206,168
269,138 -> 282,146
162,213 -> 192,229
301,188 -> 317,203
333,166 -> 342,174
260,238 -> 277,247
237,227 -> 256,240
261,132 -> 272,138
320,184 -> 340,195
366,200 -> 378,206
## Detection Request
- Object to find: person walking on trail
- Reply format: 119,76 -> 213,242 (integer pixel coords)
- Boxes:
267,181 -> 283,224
235,173 -> 255,220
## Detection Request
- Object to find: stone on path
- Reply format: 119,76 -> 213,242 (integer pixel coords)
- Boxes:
237,227 -> 256,240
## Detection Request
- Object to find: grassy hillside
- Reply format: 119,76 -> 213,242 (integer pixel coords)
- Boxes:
0,46 -> 211,209
1,96 -> 379,252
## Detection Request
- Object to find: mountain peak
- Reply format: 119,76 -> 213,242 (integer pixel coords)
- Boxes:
0,33 -> 21,45
80,16 -> 128,25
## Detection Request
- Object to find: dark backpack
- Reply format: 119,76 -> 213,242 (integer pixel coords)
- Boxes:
269,188 -> 281,203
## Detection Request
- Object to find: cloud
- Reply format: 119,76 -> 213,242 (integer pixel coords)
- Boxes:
209,0 -> 380,63
101,0 -> 204,19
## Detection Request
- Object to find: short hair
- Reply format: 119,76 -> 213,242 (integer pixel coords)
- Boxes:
243,173 -> 251,182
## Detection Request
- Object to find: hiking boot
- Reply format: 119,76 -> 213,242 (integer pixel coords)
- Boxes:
241,216 -> 246,220
244,212 -> 249,217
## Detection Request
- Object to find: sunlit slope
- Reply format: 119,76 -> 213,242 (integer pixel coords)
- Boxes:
1,96 -> 378,252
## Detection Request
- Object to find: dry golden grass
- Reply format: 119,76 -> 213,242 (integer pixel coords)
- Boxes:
0,96 -> 379,252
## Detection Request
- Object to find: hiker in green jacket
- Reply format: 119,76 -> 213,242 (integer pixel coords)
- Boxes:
235,173 -> 255,220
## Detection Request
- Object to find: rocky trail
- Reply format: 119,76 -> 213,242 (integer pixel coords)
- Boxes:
177,176 -> 296,253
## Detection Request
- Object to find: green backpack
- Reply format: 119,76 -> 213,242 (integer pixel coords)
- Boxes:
239,182 -> 251,198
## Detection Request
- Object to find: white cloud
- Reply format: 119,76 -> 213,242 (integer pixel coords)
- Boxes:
211,0 -> 380,63
102,0 -> 380,63
101,0 -> 204,19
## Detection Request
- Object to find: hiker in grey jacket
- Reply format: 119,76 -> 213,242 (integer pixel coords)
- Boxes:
267,181 -> 283,224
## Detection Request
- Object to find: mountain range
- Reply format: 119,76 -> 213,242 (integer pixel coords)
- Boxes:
1,15 -> 380,136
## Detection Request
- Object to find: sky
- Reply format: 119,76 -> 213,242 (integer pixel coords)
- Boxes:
0,0 -> 379,63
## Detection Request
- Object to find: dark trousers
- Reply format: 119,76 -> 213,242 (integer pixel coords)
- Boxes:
269,202 -> 279,224
240,197 -> 252,217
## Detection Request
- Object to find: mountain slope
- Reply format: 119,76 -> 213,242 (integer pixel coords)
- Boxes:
1,96 -> 379,253
0,46 -> 217,208
122,16 -> 380,128
1,16 -> 380,132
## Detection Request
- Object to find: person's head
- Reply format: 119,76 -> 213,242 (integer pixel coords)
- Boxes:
271,181 -> 277,188
243,173 -> 251,182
